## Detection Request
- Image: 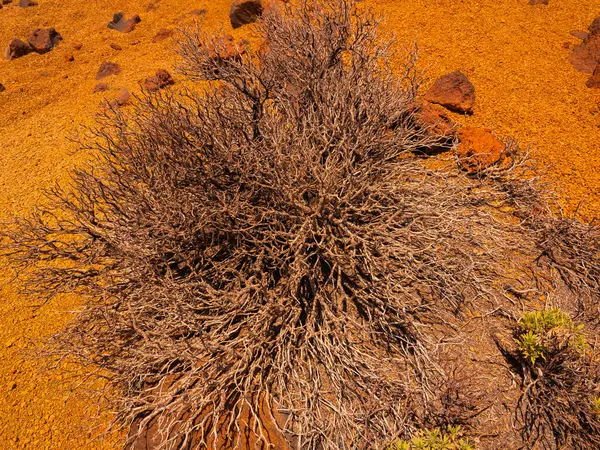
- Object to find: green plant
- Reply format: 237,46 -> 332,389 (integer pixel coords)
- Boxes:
509,309 -> 600,449
515,308 -> 586,364
387,426 -> 475,450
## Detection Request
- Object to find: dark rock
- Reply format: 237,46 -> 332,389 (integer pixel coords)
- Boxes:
72,41 -> 83,50
529,0 -> 549,4
96,61 -> 121,80
143,69 -> 175,92
64,53 -> 74,62
0,83 -> 5,92
4,39 -> 32,60
110,42 -> 122,51
152,28 -> 173,43
146,2 -> 158,12
19,0 -> 37,7
1,0 -> 11,4
108,12 -> 141,33
423,70 -> 476,114
27,28 -> 62,54
230,0 -> 263,29
93,82 -> 109,93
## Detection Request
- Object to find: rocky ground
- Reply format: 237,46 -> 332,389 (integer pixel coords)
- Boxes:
0,0 -> 599,448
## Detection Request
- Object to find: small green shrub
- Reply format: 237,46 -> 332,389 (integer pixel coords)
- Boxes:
509,308 -> 600,448
515,308 -> 586,364
386,426 -> 475,450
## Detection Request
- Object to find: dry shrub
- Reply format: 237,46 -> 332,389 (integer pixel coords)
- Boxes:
2,0 -> 600,449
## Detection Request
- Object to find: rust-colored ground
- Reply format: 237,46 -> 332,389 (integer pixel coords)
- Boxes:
0,0 -> 598,448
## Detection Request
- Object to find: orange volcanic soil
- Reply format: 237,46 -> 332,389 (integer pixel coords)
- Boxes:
0,0 -> 599,448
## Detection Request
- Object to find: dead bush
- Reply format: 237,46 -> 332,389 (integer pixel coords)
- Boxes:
2,1 -> 600,449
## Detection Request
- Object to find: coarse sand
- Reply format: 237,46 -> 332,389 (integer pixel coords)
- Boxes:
0,0 -> 598,448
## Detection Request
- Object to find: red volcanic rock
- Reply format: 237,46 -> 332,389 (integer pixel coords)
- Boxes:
415,101 -> 457,137
456,127 -> 506,174
152,28 -> 173,43
570,30 -> 589,41
108,12 -> 141,33
424,70 -> 475,114
144,69 -> 175,92
569,16 -> 600,73
27,28 -> 62,54
93,82 -> 110,93
4,39 -> 32,60
586,64 -> 600,88
590,16 -> 600,35
112,89 -> 131,107
207,34 -> 248,63
230,0 -> 263,29
19,0 -> 36,7
96,61 -> 122,80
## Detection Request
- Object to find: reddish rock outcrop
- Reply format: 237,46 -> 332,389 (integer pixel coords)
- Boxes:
96,61 -> 122,80
144,69 -> 175,92
27,28 -> 62,54
108,12 -> 141,33
230,0 -> 263,29
4,39 -> 32,60
569,16 -> 600,74
424,70 -> 476,114
456,127 -> 506,174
